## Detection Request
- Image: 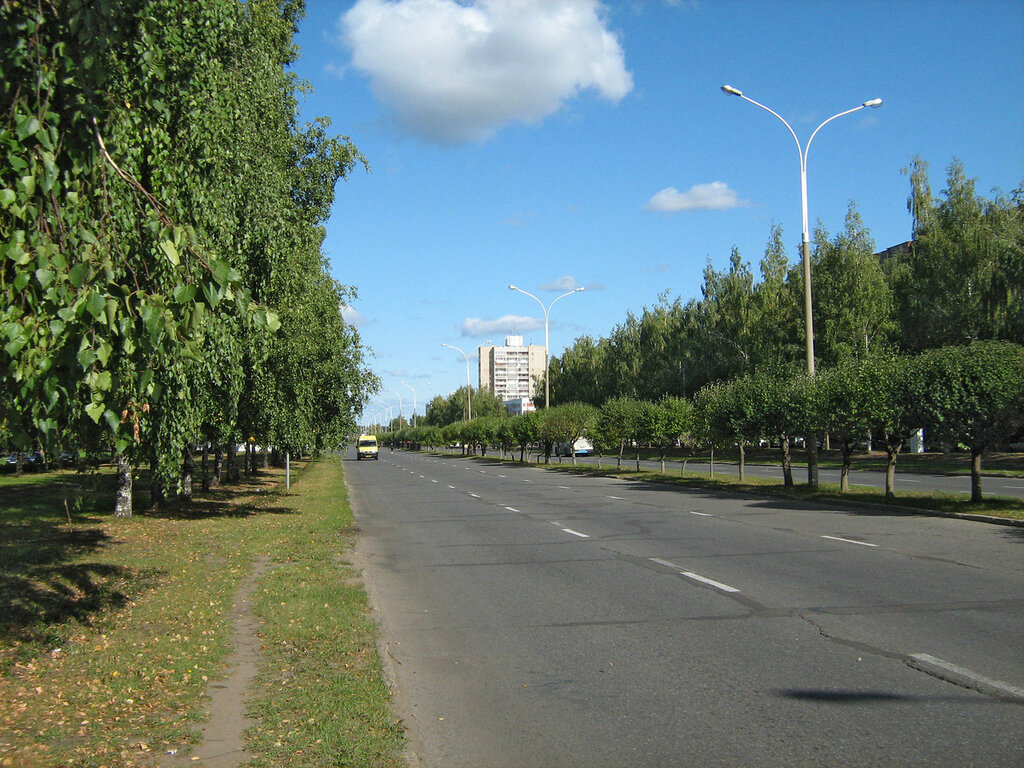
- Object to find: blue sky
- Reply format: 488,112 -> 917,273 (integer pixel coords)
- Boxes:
289,0 -> 1024,422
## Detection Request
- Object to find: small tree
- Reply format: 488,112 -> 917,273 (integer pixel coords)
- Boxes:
692,383 -> 731,478
538,403 -> 597,466
818,356 -> 888,492
909,341 -> 1024,502
599,397 -> 643,469
507,412 -> 540,462
861,353 -> 915,499
660,395 -> 695,475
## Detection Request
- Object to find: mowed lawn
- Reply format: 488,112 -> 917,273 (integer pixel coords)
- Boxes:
0,458 -> 404,768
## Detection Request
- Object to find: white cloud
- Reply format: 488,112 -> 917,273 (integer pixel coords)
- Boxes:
539,275 -> 580,291
341,0 -> 633,144
460,314 -> 544,336
341,304 -> 365,325
645,182 -> 750,213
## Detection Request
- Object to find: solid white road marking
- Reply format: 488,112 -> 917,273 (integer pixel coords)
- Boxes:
910,653 -> 1024,700
821,535 -> 878,548
650,557 -> 684,571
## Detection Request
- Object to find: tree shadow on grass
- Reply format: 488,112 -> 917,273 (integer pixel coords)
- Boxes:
0,516 -> 150,652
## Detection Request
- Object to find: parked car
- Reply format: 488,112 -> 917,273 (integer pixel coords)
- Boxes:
4,451 -> 45,472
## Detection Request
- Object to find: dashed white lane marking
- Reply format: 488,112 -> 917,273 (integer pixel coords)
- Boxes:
682,571 -> 741,593
821,535 -> 878,547
431,479 -> 438,483
550,521 -> 589,538
1002,485 -> 1024,490
562,528 -> 589,539
469,493 -> 480,498
505,507 -> 520,513
909,654 -> 1024,701
447,485 -> 456,489
557,485 -> 572,490
606,495 -> 624,500
649,558 -> 740,593
689,510 -> 713,517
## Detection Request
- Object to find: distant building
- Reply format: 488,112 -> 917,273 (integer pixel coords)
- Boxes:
875,240 -> 913,263
503,397 -> 536,416
478,335 -> 546,402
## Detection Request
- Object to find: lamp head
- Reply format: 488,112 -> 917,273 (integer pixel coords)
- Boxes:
721,84 -> 743,97
576,287 -> 585,292
863,98 -> 883,108
508,284 -> 517,290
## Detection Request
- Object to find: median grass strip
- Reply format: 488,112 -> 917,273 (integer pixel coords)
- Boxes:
0,459 -> 404,767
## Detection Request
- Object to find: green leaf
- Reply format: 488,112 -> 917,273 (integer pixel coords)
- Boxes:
173,284 -> 196,303
16,115 -> 40,139
35,268 -> 54,289
266,310 -> 281,333
86,290 -> 106,319
0,189 -> 15,208
85,401 -> 105,423
77,347 -> 98,368
159,239 -> 179,265
70,263 -> 89,287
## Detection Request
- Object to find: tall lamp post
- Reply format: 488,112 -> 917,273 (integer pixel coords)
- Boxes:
402,382 -> 417,427
508,285 -> 585,408
441,343 -> 473,420
720,84 -> 881,488
387,389 -> 404,429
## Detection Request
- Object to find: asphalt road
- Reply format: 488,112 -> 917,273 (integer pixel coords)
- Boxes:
443,447 -> 1024,500
347,449 -> 1024,768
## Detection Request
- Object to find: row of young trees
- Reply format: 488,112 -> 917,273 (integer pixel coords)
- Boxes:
1,1 -> 378,514
381,341 -> 1024,503
548,160 -> 1023,404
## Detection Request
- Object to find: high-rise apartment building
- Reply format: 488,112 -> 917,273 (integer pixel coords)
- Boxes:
478,335 -> 546,402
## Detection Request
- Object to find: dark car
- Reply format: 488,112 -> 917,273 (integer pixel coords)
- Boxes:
5,452 -> 43,472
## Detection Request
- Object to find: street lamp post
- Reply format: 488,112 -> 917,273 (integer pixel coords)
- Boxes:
441,343 -> 473,420
508,285 -> 585,408
387,389 -> 404,428
402,382 -> 417,427
720,84 -> 881,488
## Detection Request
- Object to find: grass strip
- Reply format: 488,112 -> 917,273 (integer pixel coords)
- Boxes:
244,460 -> 405,767
0,458 -> 404,767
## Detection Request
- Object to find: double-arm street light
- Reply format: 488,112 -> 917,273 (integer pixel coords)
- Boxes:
441,343 -> 473,420
508,284 -> 585,409
720,84 -> 882,487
